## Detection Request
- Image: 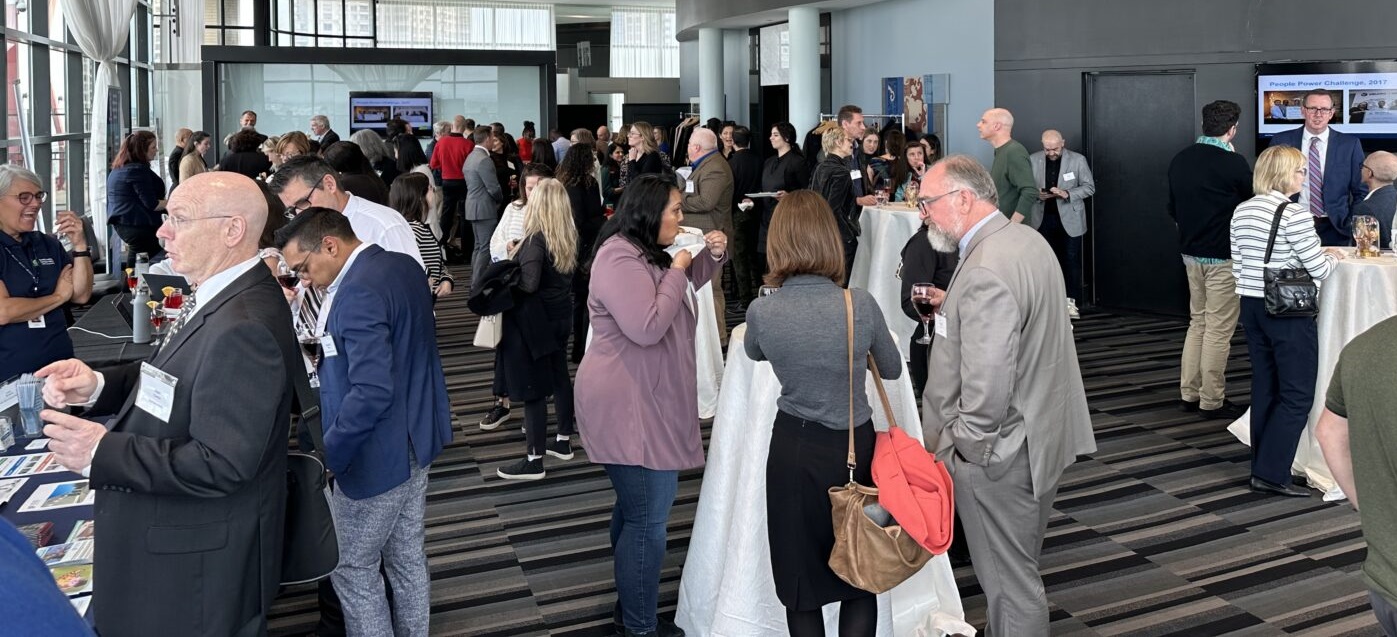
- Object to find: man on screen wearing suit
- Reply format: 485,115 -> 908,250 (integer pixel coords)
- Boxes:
36,172 -> 300,637
918,156 -> 1096,637
1029,129 -> 1096,313
1271,88 -> 1368,245
276,208 -> 452,637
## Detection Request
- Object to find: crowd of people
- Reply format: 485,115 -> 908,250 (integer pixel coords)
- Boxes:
3,87 -> 1397,637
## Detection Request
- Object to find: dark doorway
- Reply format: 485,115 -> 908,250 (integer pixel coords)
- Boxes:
755,84 -> 789,159
1085,71 -> 1196,316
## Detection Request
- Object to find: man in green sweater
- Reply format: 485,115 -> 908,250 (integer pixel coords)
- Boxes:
977,108 -> 1036,223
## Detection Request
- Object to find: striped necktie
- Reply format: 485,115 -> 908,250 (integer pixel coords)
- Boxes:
164,294 -> 197,343
1308,137 -> 1325,217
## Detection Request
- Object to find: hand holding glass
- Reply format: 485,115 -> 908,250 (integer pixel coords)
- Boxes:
910,283 -> 938,345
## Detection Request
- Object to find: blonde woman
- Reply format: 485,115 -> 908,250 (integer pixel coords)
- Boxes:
497,178 -> 580,480
259,135 -> 282,174
808,126 -> 860,280
620,121 -> 663,194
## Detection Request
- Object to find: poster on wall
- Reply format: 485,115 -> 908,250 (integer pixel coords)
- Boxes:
904,76 -> 926,133
882,78 -> 903,117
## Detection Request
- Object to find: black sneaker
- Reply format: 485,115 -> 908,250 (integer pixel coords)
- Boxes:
497,457 -> 545,480
1178,400 -> 1199,413
620,619 -> 684,637
546,438 -> 574,460
1199,400 -> 1247,421
479,404 -> 511,430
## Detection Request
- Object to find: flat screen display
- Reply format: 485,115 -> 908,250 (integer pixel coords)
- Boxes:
1257,61 -> 1397,138
348,91 -> 432,137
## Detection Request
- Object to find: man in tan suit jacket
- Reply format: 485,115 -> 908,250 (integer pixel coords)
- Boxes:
918,155 -> 1096,637
680,127 -> 734,342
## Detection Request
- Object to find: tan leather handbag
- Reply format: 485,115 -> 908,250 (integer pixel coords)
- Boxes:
827,289 -> 933,594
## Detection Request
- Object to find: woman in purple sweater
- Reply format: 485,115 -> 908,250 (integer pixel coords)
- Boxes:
576,174 -> 729,637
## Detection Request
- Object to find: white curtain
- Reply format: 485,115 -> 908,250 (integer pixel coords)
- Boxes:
375,0 -> 554,50
611,6 -> 679,78
327,64 -> 445,91
60,0 -> 140,247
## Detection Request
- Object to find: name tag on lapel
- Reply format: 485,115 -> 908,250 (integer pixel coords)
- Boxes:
320,334 -> 339,358
135,362 -> 178,423
849,169 -> 862,181
934,312 -> 948,338
1062,172 -> 1076,182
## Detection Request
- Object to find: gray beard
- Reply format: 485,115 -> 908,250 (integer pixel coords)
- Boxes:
925,223 -> 959,253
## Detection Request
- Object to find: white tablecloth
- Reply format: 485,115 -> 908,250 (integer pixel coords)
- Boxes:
585,229 -> 723,419
848,204 -> 924,359
676,323 -> 971,637
1227,253 -> 1397,499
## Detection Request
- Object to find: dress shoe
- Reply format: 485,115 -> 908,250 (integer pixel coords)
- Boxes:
1250,476 -> 1311,498
1200,400 -> 1247,420
1178,400 -> 1199,413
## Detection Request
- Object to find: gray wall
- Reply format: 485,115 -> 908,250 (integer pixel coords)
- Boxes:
833,0 -> 994,165
995,0 -> 1397,156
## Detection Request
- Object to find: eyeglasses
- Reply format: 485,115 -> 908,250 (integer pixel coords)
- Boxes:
1363,163 -> 1373,172
288,250 -> 316,278
5,191 -> 48,205
283,180 -> 322,219
917,189 -> 962,214
161,213 -> 234,231
1303,106 -> 1335,114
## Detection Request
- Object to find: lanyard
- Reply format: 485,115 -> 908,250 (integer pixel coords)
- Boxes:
2,243 -> 40,294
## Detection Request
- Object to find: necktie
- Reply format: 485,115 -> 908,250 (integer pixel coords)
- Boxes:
164,294 -> 197,344
1308,137 -> 1325,217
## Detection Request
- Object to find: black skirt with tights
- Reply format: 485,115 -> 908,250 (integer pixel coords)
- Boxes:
765,410 -> 876,611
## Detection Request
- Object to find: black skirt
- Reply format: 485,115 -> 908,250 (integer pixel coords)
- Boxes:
766,410 -> 876,611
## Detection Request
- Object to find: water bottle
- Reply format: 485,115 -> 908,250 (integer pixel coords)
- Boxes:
135,253 -> 151,276
132,281 -> 152,344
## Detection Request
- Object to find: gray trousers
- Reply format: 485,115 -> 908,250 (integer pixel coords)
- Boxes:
469,216 -> 499,292
949,446 -> 1059,637
1371,589 -> 1397,636
329,461 -> 431,637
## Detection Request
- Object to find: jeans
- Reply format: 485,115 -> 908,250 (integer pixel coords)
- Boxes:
1239,296 -> 1318,485
469,216 -> 498,291
1180,257 -> 1240,409
604,463 -> 679,634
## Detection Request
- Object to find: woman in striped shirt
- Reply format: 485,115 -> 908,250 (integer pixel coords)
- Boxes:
1229,144 -> 1346,497
388,172 -> 454,298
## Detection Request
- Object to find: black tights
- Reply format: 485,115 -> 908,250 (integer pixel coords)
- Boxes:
785,595 -> 877,637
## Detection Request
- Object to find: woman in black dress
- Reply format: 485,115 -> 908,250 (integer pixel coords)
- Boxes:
755,122 -> 810,276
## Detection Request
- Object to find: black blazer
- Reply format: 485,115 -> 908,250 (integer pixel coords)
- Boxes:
166,148 -> 184,188
566,181 -> 605,259
87,264 -> 299,637
1353,183 -> 1397,248
899,225 -> 959,340
757,151 -> 810,252
729,149 -> 764,210
319,129 -> 341,148
810,154 -> 860,244
500,235 -> 573,401
219,150 -> 273,181
338,172 -> 390,207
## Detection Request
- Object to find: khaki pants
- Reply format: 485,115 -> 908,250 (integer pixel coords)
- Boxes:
1180,257 -> 1240,410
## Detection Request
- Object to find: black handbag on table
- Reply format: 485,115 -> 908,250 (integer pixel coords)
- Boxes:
281,360 -> 339,585
1261,200 -> 1320,318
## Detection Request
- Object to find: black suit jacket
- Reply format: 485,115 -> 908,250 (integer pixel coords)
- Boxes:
1353,183 -> 1397,249
88,264 -> 298,637
728,149 -> 764,212
319,129 -> 341,148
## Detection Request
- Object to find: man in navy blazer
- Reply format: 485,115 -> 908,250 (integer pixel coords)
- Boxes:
275,208 -> 452,637
1270,89 -> 1368,245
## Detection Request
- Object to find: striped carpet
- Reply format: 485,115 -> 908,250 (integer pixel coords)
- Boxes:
266,281 -> 1379,636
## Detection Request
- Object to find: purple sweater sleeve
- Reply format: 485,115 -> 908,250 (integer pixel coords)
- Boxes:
685,249 -> 729,287
593,244 -> 690,347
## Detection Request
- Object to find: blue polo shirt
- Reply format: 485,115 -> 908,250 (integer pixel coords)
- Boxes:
0,231 -> 73,379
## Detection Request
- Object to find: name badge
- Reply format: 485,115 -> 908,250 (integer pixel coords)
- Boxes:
135,362 -> 178,423
1062,172 -> 1076,181
934,312 -> 948,338
849,169 -> 862,181
684,181 -> 696,194
38,258 -> 55,266
28,315 -> 46,329
320,334 -> 339,358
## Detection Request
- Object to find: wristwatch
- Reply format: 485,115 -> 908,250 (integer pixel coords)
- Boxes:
71,250 -> 91,258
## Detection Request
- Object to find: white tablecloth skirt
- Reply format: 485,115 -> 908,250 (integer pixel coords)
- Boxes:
675,324 -> 971,636
1227,255 -> 1397,500
849,205 -> 925,361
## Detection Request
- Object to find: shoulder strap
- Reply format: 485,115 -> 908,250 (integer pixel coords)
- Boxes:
866,355 -> 899,432
289,351 -> 326,456
844,289 -> 856,482
1263,200 -> 1289,265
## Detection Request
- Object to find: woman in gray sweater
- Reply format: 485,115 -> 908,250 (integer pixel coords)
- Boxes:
743,190 -> 901,637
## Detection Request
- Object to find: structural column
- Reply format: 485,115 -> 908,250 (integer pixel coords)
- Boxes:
788,7 -> 820,138
699,27 -> 724,123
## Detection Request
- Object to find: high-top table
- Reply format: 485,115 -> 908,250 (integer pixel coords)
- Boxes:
69,294 -> 155,368
1227,251 -> 1397,500
848,204 -> 924,359
675,323 -> 970,636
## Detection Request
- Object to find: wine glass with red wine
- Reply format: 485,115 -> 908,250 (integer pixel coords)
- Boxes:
276,260 -> 300,290
910,282 -> 937,345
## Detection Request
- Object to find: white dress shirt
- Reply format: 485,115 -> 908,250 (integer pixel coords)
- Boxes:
341,194 -> 425,270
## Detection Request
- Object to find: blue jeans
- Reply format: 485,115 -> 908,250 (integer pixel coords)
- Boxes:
604,463 -> 679,634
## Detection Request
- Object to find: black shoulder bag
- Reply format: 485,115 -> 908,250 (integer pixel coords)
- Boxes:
1262,200 -> 1320,317
281,361 -> 339,585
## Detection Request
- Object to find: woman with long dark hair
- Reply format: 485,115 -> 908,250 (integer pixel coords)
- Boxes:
756,122 -> 809,269
389,172 -> 453,299
394,133 -> 429,175
531,138 -> 557,170
557,143 -> 606,363
496,179 -> 580,480
576,174 -> 728,637
107,130 -> 166,266
177,131 -> 212,185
